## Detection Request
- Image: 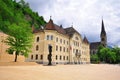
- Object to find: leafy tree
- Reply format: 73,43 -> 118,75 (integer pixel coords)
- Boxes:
100,47 -> 116,63
97,45 -> 104,60
90,54 -> 99,63
5,24 -> 33,62
112,46 -> 120,63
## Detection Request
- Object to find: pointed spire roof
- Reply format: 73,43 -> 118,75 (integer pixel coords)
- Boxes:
101,19 -> 106,36
45,17 -> 55,30
83,36 -> 89,44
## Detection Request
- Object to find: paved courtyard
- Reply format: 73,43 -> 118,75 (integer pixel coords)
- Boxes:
0,64 -> 120,80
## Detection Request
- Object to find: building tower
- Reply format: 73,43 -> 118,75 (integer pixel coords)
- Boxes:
100,19 -> 107,47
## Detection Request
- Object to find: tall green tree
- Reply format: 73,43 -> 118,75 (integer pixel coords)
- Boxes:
5,24 -> 33,62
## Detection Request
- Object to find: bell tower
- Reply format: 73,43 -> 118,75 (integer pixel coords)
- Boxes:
100,19 -> 107,47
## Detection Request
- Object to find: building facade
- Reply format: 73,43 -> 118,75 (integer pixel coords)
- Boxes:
90,19 -> 107,55
26,18 -> 90,64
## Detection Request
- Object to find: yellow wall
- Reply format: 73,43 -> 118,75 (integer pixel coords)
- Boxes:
27,30 -> 90,64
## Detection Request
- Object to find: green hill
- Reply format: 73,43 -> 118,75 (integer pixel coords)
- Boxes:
0,0 -> 46,33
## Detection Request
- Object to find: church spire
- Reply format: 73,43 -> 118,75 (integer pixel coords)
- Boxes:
101,19 -> 106,36
100,19 -> 107,47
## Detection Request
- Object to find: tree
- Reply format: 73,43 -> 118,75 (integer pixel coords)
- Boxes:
112,46 -> 120,63
5,24 -> 33,62
90,54 -> 99,63
97,45 -> 104,61
100,47 -> 116,63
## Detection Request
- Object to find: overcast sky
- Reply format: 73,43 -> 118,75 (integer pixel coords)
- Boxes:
23,0 -> 120,47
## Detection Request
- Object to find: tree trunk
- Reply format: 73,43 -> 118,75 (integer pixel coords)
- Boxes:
14,52 -> 18,62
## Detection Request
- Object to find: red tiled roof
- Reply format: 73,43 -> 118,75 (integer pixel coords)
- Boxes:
45,19 -> 55,30
45,19 -> 66,34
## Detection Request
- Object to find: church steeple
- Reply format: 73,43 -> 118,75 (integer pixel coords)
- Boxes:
101,19 -> 106,36
100,19 -> 107,47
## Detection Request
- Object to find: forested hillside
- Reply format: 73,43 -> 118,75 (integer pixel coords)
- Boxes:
0,0 -> 46,33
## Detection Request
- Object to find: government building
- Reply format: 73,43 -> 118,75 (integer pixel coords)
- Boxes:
26,18 -> 90,64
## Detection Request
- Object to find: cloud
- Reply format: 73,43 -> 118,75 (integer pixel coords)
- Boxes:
25,0 -> 120,47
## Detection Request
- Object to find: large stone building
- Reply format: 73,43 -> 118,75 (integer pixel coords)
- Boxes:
26,18 -> 90,64
90,19 -> 107,55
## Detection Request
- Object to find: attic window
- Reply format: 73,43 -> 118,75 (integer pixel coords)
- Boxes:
46,35 -> 53,40
75,37 -> 79,40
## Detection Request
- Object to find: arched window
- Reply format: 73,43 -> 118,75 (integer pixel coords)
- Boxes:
56,37 -> 58,42
60,39 -> 62,43
36,54 -> 38,60
56,55 -> 58,60
56,45 -> 58,51
63,47 -> 65,52
36,37 -> 39,42
60,46 -> 62,52
67,56 -> 68,60
102,38 -> 104,41
60,56 -> 62,60
31,55 -> 33,60
41,55 -> 43,60
47,35 -> 49,40
51,35 -> 53,40
36,45 -> 39,51
63,56 -> 65,60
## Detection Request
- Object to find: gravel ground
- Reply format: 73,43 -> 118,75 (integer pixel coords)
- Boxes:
0,63 -> 120,80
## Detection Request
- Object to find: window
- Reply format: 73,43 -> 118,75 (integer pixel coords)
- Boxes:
75,37 -> 79,40
67,48 -> 68,52
67,56 -> 68,60
36,54 -> 38,60
56,55 -> 58,60
36,45 -> 39,51
36,37 -> 39,42
41,55 -> 43,60
60,46 -> 62,52
63,47 -> 65,52
102,38 -> 104,41
47,35 -> 49,40
56,45 -> 58,51
67,41 -> 69,45
31,55 -> 33,60
60,39 -> 62,43
51,35 -> 53,40
60,56 -> 62,60
64,40 -> 65,44
56,37 -> 58,42
63,56 -> 65,60
46,35 -> 53,40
